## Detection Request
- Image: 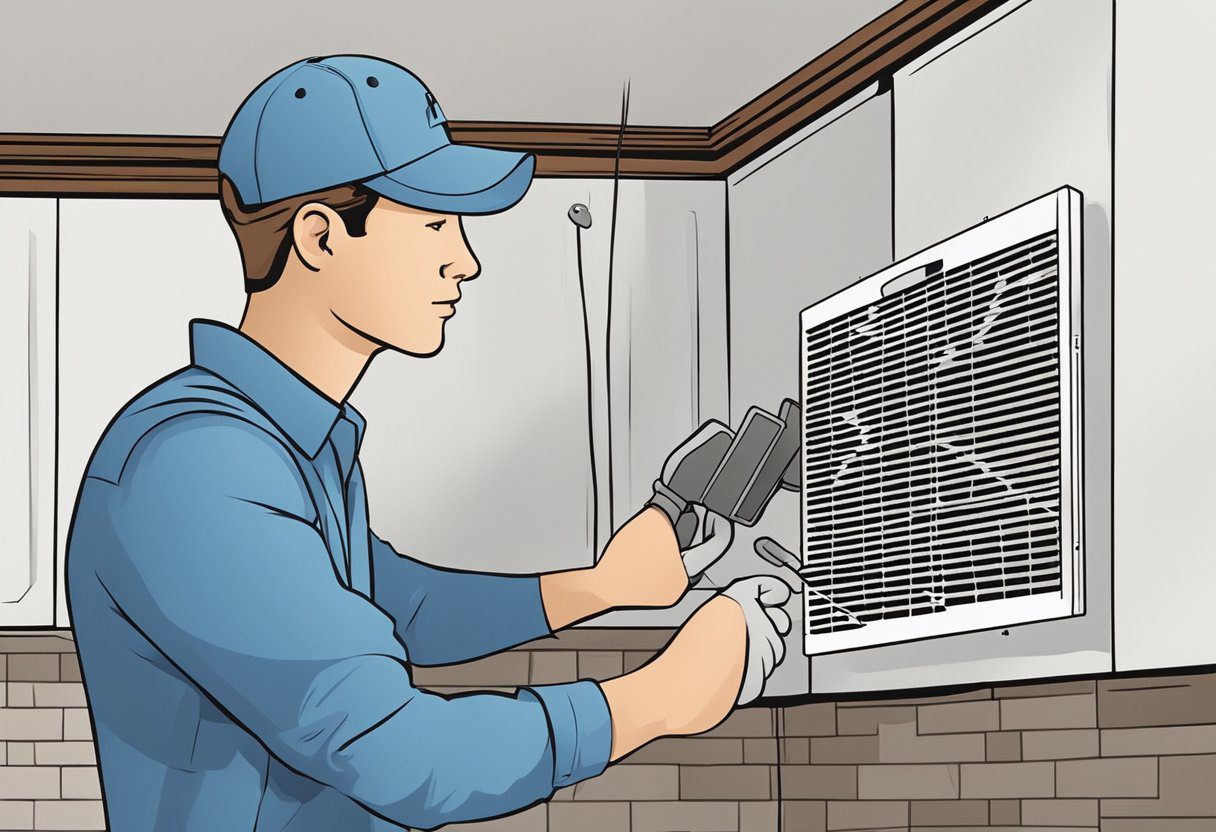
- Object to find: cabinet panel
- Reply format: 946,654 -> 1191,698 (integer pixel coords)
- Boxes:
57,199 -> 244,623
807,0 -> 1113,692
0,199 -> 56,626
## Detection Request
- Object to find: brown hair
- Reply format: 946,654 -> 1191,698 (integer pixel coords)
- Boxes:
218,176 -> 380,293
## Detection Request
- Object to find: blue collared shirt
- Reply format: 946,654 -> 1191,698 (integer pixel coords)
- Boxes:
66,320 -> 612,832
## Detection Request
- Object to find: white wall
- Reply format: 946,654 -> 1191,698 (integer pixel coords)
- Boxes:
1113,0 -> 1216,671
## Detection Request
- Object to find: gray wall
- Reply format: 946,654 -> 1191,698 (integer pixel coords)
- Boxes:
1113,0 -> 1216,671
1,0 -> 896,132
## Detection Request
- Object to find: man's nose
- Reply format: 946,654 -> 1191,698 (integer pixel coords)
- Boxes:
443,224 -> 481,283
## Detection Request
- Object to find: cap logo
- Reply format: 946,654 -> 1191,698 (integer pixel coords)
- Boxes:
425,91 -> 446,129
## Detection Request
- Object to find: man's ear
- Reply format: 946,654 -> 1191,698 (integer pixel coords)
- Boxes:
291,203 -> 341,272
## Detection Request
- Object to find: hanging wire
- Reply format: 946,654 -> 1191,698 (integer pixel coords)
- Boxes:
604,79 -> 630,535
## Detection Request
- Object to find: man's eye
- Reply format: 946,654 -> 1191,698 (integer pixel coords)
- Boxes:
426,220 -> 446,232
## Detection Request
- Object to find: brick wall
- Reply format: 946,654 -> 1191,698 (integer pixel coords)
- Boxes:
2,630 -> 1214,832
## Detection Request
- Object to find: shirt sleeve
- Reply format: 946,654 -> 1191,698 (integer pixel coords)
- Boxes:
369,533 -> 555,666
84,414 -> 612,830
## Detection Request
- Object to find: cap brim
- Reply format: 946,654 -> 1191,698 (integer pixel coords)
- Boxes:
363,144 -> 535,215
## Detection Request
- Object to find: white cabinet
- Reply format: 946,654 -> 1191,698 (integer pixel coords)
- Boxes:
1113,0 -> 1216,671
56,199 -> 245,623
0,199 -> 56,626
807,0 -> 1113,692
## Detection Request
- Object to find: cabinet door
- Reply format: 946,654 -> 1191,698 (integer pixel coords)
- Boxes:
0,199 -> 56,626
57,199 -> 244,623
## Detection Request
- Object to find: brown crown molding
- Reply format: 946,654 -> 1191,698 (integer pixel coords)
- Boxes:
0,0 -> 1003,197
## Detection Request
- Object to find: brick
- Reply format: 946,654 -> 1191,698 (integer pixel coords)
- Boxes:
780,766 -> 857,800
783,703 -> 835,736
878,721 -> 985,763
6,656 -> 58,682
61,710 -> 91,741
1056,757 -> 1157,798
836,706 -> 914,736
0,637 -> 73,654
631,801 -> 738,832
919,701 -> 1000,735
810,735 -> 878,764
1022,798 -> 1098,826
58,655 -> 81,683
577,652 -> 623,681
61,767 -> 101,800
1098,674 -> 1216,728
623,738 -> 742,766
986,731 -> 1021,761
34,742 -> 95,766
858,764 -> 958,799
1001,694 -> 1096,730
622,651 -> 655,673
0,655 -> 6,680
1022,728 -> 1099,760
572,765 -> 678,801
1102,821 -> 1216,832
8,743 -> 33,766
8,684 -> 34,708
0,710 -> 61,741
0,800 -> 33,830
410,652 -> 529,687
1101,754 -> 1216,817
826,799 -> 906,830
989,798 -> 1019,825
909,799 -> 988,826
524,629 -> 674,652
32,800 -> 106,831
747,738 -> 809,765
738,802 -> 778,832
0,768 -> 58,800
0,742 -> 4,765
32,684 -> 86,708
1102,725 -> 1216,756
779,801 -> 826,832
960,761 -> 1054,798
680,766 -> 770,800
0,685 -> 5,709
548,801 -> 630,831
701,709 -> 774,738
995,679 -> 1095,699
527,651 -> 576,684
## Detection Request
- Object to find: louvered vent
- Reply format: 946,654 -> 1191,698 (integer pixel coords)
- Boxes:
801,188 -> 1084,654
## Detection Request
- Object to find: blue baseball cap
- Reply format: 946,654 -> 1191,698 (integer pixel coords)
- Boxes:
218,55 -> 535,214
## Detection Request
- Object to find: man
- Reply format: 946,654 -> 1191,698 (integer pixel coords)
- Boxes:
66,55 -> 791,831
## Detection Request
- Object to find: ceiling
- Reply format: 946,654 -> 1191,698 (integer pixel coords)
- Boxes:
2,0 -> 899,135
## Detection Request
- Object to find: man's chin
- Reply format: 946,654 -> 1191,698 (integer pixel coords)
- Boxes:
388,328 -> 446,359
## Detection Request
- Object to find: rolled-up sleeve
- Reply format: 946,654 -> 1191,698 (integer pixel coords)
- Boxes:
370,533 -> 554,666
86,414 -> 611,830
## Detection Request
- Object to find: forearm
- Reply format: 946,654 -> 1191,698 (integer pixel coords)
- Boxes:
599,594 -> 745,760
541,507 -> 686,630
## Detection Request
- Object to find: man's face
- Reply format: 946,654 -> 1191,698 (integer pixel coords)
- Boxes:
323,198 -> 481,357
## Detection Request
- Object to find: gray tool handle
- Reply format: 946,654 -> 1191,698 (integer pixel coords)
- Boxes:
753,537 -> 865,628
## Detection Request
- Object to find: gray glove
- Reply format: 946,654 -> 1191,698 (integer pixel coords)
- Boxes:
648,420 -> 735,548
720,575 -> 793,705
679,505 -> 734,581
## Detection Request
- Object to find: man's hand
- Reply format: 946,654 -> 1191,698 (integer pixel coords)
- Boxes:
600,574 -> 794,758
647,421 -> 735,549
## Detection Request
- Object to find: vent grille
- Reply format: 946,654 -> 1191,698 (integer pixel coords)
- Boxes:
803,230 -> 1064,637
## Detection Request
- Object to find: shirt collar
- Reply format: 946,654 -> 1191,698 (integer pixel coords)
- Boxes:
189,320 -> 366,459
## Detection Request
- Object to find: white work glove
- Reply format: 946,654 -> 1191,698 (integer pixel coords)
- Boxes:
721,575 -> 793,705
679,505 -> 734,582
